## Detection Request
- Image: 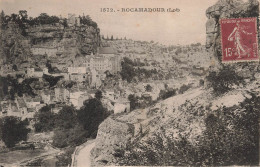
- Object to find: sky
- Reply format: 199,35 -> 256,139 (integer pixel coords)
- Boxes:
0,0 -> 220,45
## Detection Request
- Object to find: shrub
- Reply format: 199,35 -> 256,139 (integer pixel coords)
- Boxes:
158,88 -> 177,100
206,66 -> 245,95
199,95 -> 259,165
179,84 -> 191,94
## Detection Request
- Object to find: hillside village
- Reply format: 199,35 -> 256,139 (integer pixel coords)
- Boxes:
1,0 -> 260,166
0,9 -> 214,166
0,10 -> 211,123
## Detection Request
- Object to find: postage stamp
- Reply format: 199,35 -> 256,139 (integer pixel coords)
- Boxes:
220,17 -> 259,63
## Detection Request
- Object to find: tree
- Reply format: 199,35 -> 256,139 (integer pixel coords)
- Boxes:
34,105 -> 55,132
128,94 -> 139,111
43,74 -> 63,87
0,10 -> 5,27
206,66 -> 245,95
36,13 -> 59,25
54,106 -> 77,129
79,15 -> 97,28
11,13 -> 18,21
95,90 -> 103,100
52,106 -> 88,148
62,18 -> 68,28
199,95 -> 260,166
0,116 -> 30,148
145,84 -> 152,92
19,10 -> 28,21
12,64 -> 18,71
159,89 -> 177,100
120,57 -> 136,82
111,35 -> 114,41
179,84 -> 191,94
77,98 -> 109,138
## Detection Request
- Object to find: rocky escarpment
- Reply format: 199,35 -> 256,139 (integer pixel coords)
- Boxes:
0,20 -> 101,65
0,21 -> 32,64
91,117 -> 134,166
27,24 -> 101,55
206,0 -> 259,61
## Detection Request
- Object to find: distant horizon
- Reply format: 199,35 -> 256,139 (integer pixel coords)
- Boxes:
0,0 -> 221,45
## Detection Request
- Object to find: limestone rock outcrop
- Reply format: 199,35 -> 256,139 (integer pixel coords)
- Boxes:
91,117 -> 134,166
0,21 -> 101,65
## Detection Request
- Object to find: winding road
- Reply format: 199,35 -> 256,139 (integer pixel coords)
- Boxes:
72,140 -> 95,167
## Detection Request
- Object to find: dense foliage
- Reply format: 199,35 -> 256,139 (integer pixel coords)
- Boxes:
77,98 -> 109,138
34,91 -> 109,148
0,116 -> 30,148
206,66 -> 245,95
0,10 -> 98,33
178,84 -> 192,94
0,76 -> 37,100
120,57 -> 158,82
158,88 -> 177,100
34,105 -> 55,132
128,94 -> 154,111
43,74 -> 63,88
79,15 -> 98,29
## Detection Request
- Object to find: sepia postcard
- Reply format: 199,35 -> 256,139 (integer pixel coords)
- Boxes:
0,0 -> 259,166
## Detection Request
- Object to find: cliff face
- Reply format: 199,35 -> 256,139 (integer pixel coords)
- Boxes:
27,24 -> 101,55
91,117 -> 134,165
0,21 -> 101,65
205,0 -> 259,61
0,22 -> 31,64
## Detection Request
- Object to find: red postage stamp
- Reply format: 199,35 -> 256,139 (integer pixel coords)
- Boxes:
220,17 -> 259,63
